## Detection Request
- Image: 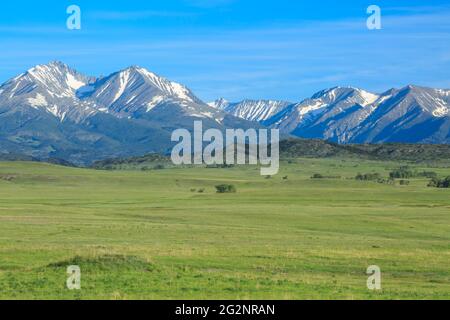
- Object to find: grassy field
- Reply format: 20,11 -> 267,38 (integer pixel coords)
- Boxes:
0,158 -> 449,300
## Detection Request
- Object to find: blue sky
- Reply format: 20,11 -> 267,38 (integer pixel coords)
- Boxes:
1,0 -> 450,102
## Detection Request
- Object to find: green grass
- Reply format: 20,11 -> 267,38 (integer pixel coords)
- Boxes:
0,158 -> 449,300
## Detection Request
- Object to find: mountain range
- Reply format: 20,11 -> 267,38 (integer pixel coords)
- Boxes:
0,61 -> 449,165
210,86 -> 450,144
0,62 -> 256,165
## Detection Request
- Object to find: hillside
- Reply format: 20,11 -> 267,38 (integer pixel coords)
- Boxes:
280,139 -> 450,162
89,139 -> 450,170
0,62 -> 259,165
214,86 -> 450,144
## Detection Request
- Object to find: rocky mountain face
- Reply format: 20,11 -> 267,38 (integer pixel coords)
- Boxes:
215,86 -> 450,144
1,61 -> 449,165
208,99 -> 291,122
0,62 -> 258,165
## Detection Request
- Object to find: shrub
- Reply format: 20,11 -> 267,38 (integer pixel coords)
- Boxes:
198,188 -> 205,193
215,184 -> 237,193
380,178 -> 395,185
206,164 -> 234,169
428,177 -> 450,188
355,173 -> 394,184
428,178 -> 438,187
311,173 -> 341,179
418,171 -> 437,178
399,180 -> 410,186
0,174 -> 16,181
389,166 -> 414,179
356,173 -> 382,181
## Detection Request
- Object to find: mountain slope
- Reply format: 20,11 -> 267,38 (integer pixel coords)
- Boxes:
0,62 -> 260,165
0,61 -> 98,123
1,61 -> 450,166
353,86 -> 450,143
261,86 -> 450,144
80,66 -> 204,117
209,98 -> 291,122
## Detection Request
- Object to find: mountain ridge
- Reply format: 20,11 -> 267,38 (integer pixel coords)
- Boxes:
1,61 -> 449,166
0,61 -> 259,165
214,85 -> 450,144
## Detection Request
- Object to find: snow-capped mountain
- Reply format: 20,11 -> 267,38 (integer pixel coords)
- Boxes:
0,61 -> 98,122
0,62 -> 222,123
263,87 -> 381,142
1,61 -> 449,164
209,98 -> 291,122
260,85 -> 450,143
79,66 -> 205,118
0,62 -> 258,164
351,85 -> 450,143
208,98 -> 230,110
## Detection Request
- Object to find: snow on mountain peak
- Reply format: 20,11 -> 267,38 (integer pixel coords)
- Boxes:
2,62 -> 450,144
209,99 -> 291,122
27,93 -> 48,108
112,68 -> 131,103
208,98 -> 230,109
355,88 -> 380,106
20,61 -> 90,99
66,73 -> 86,90
131,66 -> 196,102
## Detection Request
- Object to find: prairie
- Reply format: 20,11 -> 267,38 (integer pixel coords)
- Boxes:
0,158 -> 449,299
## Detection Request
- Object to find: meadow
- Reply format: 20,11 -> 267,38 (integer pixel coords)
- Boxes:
0,158 -> 449,300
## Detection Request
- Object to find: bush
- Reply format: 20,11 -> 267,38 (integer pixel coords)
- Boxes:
311,173 -> 341,179
215,184 -> 237,193
356,173 -> 382,181
355,173 -> 394,185
206,164 -> 234,169
389,166 -> 414,179
0,174 -> 16,181
428,177 -> 450,188
428,178 -> 438,187
380,178 -> 395,185
399,180 -> 410,186
418,171 -> 437,178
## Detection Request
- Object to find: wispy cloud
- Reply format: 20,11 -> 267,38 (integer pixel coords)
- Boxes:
1,4 -> 449,101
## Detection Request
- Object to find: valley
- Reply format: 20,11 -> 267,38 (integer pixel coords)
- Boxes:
0,158 -> 449,299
